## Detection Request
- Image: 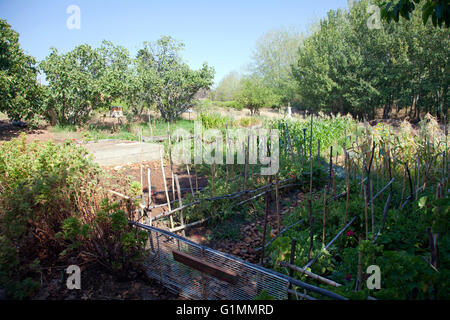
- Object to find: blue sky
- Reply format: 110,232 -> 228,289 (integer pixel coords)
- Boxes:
0,0 -> 349,85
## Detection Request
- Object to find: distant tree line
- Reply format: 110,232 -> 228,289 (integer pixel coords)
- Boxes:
0,21 -> 214,125
212,0 -> 448,121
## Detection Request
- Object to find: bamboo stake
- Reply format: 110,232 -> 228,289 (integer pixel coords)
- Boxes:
371,178 -> 394,204
211,163 -> 216,198
364,183 -> 369,240
261,190 -> 270,266
373,192 -> 393,243
280,261 -> 342,287
399,167 -> 407,209
317,139 -> 321,160
174,174 -> 185,237
329,146 -> 333,191
194,164 -> 199,195
170,218 -> 210,233
322,185 -> 327,246
171,172 -> 175,202
186,164 -> 195,197
287,238 -> 297,300
302,128 -> 307,165
160,148 -> 173,229
416,156 -> 420,201
285,122 -> 295,163
332,169 -> 336,196
287,289 -> 317,301
304,216 -> 357,270
345,151 -> 350,224
309,114 -> 313,200
357,234 -> 363,291
255,219 -> 304,253
427,227 -> 438,269
370,180 -> 374,239
308,200 -> 314,261
147,168 -> 152,207
275,175 -> 281,234
243,141 -> 247,192
167,122 -> 173,172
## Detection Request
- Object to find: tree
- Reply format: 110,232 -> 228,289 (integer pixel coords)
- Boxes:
136,36 -> 215,122
250,26 -> 304,106
41,41 -> 130,124
292,0 -> 449,121
378,0 -> 449,28
236,76 -> 280,116
0,19 -> 44,123
212,71 -> 241,101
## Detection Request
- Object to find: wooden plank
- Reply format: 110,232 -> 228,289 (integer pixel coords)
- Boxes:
172,250 -> 238,284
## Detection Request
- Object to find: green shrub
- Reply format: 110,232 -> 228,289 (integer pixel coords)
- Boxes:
199,112 -> 231,129
0,134 -> 146,298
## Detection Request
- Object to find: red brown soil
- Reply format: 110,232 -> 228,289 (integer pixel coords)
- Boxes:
0,120 -> 60,143
32,262 -> 178,300
103,161 -> 209,219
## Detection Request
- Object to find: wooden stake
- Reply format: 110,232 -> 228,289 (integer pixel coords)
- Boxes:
160,148 -> 173,229
186,164 -> 195,197
194,164 -> 199,195
287,238 -> 297,300
332,169 -> 336,196
261,190 -> 270,266
345,151 -> 350,224
308,199 -> 314,261
329,146 -> 333,191
370,180 -> 374,240
174,174 -> 185,237
167,122 -> 173,172
211,162 -> 216,197
317,139 -> 321,160
357,234 -> 363,291
309,114 -> 313,199
147,168 -> 152,207
364,183 -> 369,240
322,185 -> 327,245
275,175 -> 281,234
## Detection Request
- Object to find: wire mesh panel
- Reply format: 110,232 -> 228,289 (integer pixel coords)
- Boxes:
139,224 -> 289,300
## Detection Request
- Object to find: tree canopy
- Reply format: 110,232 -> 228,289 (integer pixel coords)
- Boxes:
0,19 -> 44,123
212,71 -> 241,101
292,0 -> 449,120
378,0 -> 449,28
136,36 -> 215,122
236,76 -> 280,115
40,41 -> 130,124
250,26 -> 304,106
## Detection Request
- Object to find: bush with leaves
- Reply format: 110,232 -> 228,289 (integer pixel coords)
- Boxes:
0,19 -> 44,124
236,77 -> 281,116
0,134 -> 147,299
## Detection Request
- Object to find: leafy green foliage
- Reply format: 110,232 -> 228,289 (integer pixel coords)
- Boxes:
379,0 -> 449,28
293,0 -> 449,120
236,77 -> 281,115
136,36 -> 215,122
40,41 -> 130,125
250,26 -> 304,106
211,71 -> 242,101
0,135 -> 147,298
0,19 -> 44,124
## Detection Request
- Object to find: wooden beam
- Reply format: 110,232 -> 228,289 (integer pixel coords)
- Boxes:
172,250 -> 238,285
